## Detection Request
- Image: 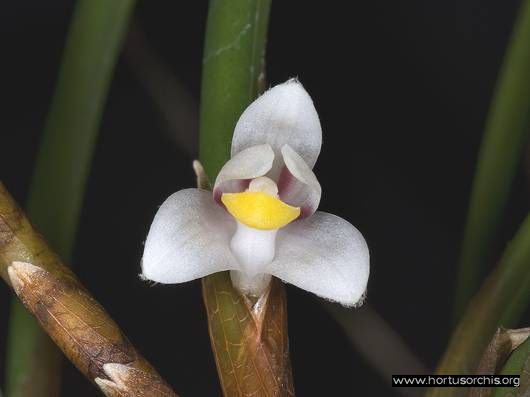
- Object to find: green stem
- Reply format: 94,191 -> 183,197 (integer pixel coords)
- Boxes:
5,1 -> 135,396
454,0 -> 530,319
198,0 -> 275,394
428,212 -> 530,397
199,0 -> 272,179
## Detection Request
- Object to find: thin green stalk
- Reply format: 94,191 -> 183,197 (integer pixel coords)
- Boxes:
5,1 -> 135,396
454,0 -> 530,319
198,0 -> 279,395
427,212 -> 530,397
199,0 -> 271,179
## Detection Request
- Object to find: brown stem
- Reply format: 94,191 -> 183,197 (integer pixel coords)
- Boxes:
0,182 -> 179,397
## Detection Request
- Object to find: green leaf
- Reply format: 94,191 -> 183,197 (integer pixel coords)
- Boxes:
493,332 -> 530,397
5,1 -> 135,396
454,0 -> 530,319
427,213 -> 530,397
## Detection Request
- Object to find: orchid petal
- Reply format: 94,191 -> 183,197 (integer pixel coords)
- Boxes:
213,144 -> 274,202
231,79 -> 322,170
141,188 -> 237,283
267,212 -> 369,306
278,144 -> 321,217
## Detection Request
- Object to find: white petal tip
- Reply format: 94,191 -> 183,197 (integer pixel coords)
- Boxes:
309,281 -> 368,308
262,79 -> 315,112
139,256 -> 174,285
280,77 -> 306,91
337,289 -> 368,308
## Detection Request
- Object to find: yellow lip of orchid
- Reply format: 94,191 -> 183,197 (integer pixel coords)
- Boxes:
221,191 -> 301,230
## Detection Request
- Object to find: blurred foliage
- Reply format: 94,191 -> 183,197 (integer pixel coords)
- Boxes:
454,0 -> 530,319
428,214 -> 530,397
429,1 -> 530,394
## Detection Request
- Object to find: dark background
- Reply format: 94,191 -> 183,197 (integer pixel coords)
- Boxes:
1,1 -> 529,396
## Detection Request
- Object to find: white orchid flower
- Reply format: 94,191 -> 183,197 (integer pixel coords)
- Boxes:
141,79 -> 369,306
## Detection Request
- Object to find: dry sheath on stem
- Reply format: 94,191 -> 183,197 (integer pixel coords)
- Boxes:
0,182 -> 178,397
470,327 -> 530,397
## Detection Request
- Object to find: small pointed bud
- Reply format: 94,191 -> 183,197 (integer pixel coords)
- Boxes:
103,363 -> 131,389
94,378 -> 126,397
193,160 -> 210,190
95,363 -> 177,397
8,261 -> 43,295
